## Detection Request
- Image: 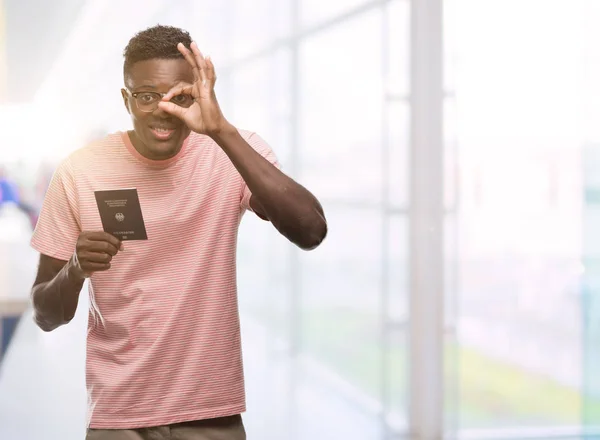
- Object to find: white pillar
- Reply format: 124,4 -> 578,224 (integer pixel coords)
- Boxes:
408,0 -> 445,438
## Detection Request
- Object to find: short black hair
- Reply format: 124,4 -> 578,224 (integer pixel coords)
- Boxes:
123,24 -> 193,78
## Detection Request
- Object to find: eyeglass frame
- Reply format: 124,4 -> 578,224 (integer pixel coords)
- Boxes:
123,88 -> 195,113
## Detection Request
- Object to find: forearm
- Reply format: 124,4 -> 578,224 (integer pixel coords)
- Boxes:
31,258 -> 85,332
212,126 -> 327,249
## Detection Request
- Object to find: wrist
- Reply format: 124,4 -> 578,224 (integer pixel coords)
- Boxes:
66,253 -> 87,283
208,121 -> 237,142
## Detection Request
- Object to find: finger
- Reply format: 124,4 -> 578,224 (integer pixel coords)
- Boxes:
163,82 -> 194,101
205,56 -> 217,83
86,241 -> 119,256
190,42 -> 209,87
79,251 -> 113,264
80,262 -> 112,273
177,42 -> 201,80
84,231 -> 122,251
157,101 -> 189,120
190,41 -> 206,68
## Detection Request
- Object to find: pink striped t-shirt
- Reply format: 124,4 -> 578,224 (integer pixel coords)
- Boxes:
30,130 -> 278,429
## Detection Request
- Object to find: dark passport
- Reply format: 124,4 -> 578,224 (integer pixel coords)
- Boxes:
94,188 -> 148,240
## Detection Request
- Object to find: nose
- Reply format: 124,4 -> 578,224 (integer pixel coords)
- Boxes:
152,104 -> 176,120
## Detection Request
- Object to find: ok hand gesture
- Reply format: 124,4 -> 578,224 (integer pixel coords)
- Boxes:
158,42 -> 231,137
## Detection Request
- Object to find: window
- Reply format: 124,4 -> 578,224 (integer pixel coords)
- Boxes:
229,0 -> 292,61
299,10 -> 383,205
296,7 -> 410,436
446,0 -> 589,433
229,51 -> 293,320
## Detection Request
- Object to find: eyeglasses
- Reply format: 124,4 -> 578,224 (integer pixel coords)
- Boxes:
126,89 -> 195,113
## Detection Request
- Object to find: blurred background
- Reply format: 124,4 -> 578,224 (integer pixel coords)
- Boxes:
0,0 -> 600,439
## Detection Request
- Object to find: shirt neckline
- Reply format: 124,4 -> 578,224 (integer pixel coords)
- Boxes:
121,131 -> 190,169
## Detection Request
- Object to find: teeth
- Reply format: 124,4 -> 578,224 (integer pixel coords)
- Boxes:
154,128 -> 171,132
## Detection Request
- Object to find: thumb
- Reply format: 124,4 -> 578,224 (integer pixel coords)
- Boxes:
157,101 -> 187,120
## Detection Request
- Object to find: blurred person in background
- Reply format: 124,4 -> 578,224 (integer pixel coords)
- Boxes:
0,167 -> 19,205
0,166 -> 37,230
28,24 -> 327,440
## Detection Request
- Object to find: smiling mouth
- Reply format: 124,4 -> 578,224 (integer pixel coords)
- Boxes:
150,126 -> 176,141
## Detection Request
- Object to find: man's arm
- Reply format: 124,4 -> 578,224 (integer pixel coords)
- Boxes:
157,43 -> 327,250
213,128 -> 327,250
31,254 -> 84,332
31,231 -> 122,332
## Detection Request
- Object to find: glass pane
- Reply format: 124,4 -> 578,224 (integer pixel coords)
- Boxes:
228,49 -> 292,163
230,0 -> 292,60
444,99 -> 458,212
299,206 -> 384,430
444,0 -> 459,93
583,57 -> 600,145
581,2 -> 600,429
300,0 -> 374,28
582,144 -> 600,429
449,0 -> 580,142
237,216 -> 293,324
187,4 -> 236,65
387,102 -> 409,209
455,151 -> 583,429
445,213 -> 460,435
583,1 -> 600,143
226,52 -> 298,440
385,216 -> 408,430
231,51 -> 293,330
385,327 -> 408,434
385,0 -> 410,98
447,0 -> 587,433
299,10 -> 383,204
387,216 -> 409,323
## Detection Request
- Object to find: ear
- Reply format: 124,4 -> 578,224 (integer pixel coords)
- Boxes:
121,88 -> 131,114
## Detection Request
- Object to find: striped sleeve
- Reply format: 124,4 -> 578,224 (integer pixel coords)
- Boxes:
30,159 -> 81,261
240,132 -> 281,212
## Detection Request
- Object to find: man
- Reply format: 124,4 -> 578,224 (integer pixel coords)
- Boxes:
30,25 -> 327,440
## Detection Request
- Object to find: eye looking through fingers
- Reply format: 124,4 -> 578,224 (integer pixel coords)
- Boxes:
163,82 -> 195,103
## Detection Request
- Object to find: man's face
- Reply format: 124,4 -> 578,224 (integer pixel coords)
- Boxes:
121,58 -> 193,160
